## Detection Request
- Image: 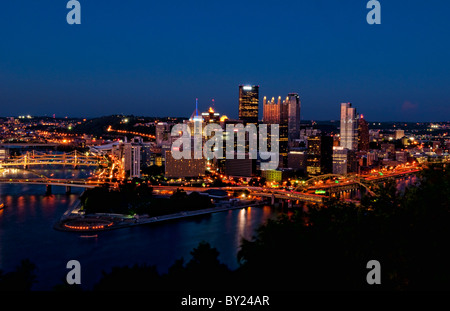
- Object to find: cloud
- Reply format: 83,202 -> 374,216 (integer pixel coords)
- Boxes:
401,101 -> 419,112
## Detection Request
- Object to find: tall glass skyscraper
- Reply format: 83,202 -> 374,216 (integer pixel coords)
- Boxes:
239,85 -> 259,125
340,103 -> 358,150
357,114 -> 370,151
262,95 -> 289,165
287,93 -> 301,144
306,134 -> 333,175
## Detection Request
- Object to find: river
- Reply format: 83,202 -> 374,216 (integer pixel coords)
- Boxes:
0,168 -> 279,290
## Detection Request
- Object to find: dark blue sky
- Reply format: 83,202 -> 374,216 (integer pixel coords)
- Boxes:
1,1 -> 449,121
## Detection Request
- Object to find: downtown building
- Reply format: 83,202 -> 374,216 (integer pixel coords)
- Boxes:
238,85 -> 259,125
109,139 -> 142,179
263,96 -> 288,164
156,122 -> 172,148
395,129 -> 405,140
287,93 -> 301,144
0,148 -> 8,160
165,150 -> 206,178
336,103 -> 363,175
332,146 -> 358,175
224,155 -> 256,179
340,103 -> 359,150
91,139 -> 141,178
166,100 -> 228,177
262,92 -> 301,167
332,146 -> 348,175
358,115 -> 370,151
306,134 -> 333,175
287,150 -> 307,173
201,105 -> 222,124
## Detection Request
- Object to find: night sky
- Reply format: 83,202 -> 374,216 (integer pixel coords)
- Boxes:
1,0 -> 449,122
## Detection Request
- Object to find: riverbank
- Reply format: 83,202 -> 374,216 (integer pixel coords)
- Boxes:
1,184 -> 279,290
54,199 -> 266,232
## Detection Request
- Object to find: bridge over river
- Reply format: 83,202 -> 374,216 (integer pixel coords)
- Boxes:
0,164 -> 421,201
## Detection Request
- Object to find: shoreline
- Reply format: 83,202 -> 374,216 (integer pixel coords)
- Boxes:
54,199 -> 267,233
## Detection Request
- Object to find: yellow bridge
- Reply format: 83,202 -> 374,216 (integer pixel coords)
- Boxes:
0,150 -> 105,168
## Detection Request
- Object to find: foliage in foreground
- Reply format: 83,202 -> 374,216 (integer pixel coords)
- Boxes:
3,164 -> 450,291
237,164 -> 450,290
92,164 -> 450,291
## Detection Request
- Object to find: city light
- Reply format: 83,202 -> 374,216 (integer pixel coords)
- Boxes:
0,0 -> 449,296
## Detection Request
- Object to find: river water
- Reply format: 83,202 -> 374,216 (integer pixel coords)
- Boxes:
0,168 -> 279,290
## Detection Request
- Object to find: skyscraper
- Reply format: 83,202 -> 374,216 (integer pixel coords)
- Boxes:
122,143 -> 141,178
340,103 -> 358,150
263,95 -> 288,165
332,146 -> 348,175
306,135 -> 333,175
263,96 -> 281,124
156,122 -> 171,147
279,98 -> 289,159
287,93 -> 301,144
201,106 -> 221,123
239,85 -> 259,125
357,115 -> 370,151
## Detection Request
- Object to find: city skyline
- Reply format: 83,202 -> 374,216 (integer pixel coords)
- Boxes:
0,1 -> 449,122
2,0 -> 450,297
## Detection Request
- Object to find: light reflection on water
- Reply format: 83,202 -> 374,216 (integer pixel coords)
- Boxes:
0,168 -> 279,290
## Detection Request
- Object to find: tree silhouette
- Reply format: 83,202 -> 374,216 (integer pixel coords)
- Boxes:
0,259 -> 37,291
93,264 -> 161,291
236,163 -> 450,291
7,164 -> 445,292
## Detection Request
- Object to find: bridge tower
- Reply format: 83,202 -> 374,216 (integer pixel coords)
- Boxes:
23,152 -> 28,169
74,150 -> 79,169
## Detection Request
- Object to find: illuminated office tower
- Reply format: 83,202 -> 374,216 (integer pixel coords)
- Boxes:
224,156 -> 256,178
184,98 -> 204,160
201,106 -> 221,124
156,122 -> 171,147
287,93 -> 301,144
306,135 -> 333,175
165,150 -> 206,178
357,115 -> 370,151
238,85 -> 259,125
263,96 -> 281,124
394,129 -> 405,140
123,143 -> 141,178
263,95 -> 288,164
332,146 -> 348,175
340,103 -> 358,150
279,97 -> 289,158
190,98 -> 203,134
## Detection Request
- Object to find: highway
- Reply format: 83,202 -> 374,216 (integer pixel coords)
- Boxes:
0,164 -> 422,202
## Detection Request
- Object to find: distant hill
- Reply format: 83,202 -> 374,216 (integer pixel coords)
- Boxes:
72,115 -> 124,136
